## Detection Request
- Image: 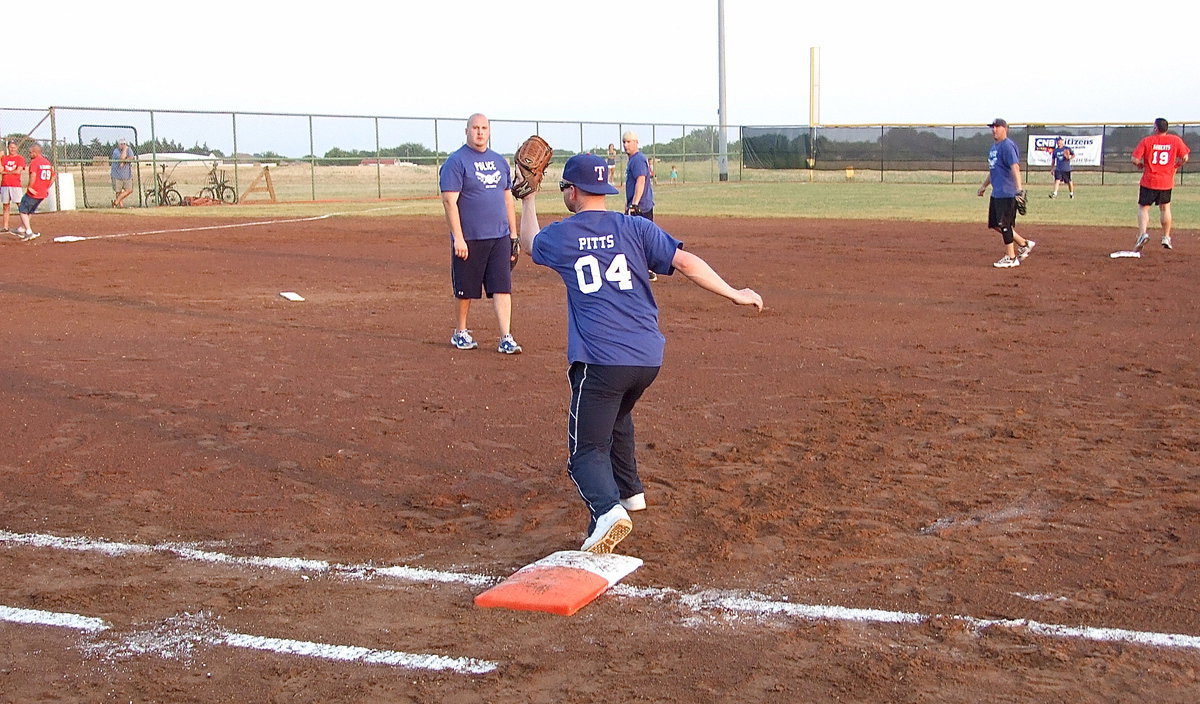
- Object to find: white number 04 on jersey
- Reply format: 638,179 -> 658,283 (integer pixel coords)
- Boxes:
575,254 -> 634,293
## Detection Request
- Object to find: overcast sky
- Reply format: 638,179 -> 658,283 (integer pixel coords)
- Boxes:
23,0 -> 1199,127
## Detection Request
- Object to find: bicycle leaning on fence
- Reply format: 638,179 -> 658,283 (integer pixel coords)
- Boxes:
144,163 -> 183,206
199,162 -> 238,204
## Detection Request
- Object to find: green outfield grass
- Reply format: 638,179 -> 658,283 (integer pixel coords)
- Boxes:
653,181 -> 1198,228
86,178 -> 1197,230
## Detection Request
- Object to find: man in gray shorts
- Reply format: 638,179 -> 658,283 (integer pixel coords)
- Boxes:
111,138 -> 135,207
1,139 -> 26,233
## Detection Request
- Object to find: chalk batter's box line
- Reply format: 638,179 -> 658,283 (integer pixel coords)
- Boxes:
3,529 -> 1199,653
52,205 -> 408,244
0,604 -> 496,675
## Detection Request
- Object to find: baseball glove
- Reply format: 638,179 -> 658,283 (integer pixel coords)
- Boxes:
510,237 -> 520,269
512,135 -> 552,199
626,203 -> 642,217
1015,189 -> 1028,216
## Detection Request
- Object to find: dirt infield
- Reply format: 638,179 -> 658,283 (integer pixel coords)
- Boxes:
2,211 -> 1198,702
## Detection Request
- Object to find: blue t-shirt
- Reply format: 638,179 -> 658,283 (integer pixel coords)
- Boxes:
111,147 -> 133,180
439,145 -> 511,240
1051,146 -> 1072,172
625,151 -> 655,212
531,210 -> 682,366
988,138 -> 1020,198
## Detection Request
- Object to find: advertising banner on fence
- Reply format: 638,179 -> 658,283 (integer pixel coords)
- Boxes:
1028,135 -> 1104,167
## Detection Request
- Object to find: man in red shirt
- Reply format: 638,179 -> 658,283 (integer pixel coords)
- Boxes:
1132,118 -> 1191,251
1,139 -> 26,234
16,142 -> 54,241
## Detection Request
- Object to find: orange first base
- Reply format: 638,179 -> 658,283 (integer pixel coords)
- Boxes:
474,551 -> 643,616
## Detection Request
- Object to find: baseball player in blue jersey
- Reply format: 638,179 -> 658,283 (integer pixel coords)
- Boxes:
978,118 -> 1035,269
440,113 -> 522,354
517,153 -> 762,554
623,131 -> 654,219
1049,137 -> 1074,199
623,131 -> 659,281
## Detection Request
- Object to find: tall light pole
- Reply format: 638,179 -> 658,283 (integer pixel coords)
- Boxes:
809,46 -> 820,127
808,46 -> 820,174
717,0 -> 729,182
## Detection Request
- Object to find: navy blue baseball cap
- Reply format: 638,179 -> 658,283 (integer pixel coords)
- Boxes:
561,153 -> 619,195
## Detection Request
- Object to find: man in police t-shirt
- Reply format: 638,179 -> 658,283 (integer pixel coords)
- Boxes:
440,113 -> 522,354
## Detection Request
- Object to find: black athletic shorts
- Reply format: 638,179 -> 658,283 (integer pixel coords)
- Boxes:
1138,186 -> 1172,207
451,236 -> 513,299
1054,170 -> 1072,183
988,197 -> 1017,230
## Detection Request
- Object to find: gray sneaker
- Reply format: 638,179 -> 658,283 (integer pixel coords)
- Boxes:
1134,233 -> 1150,252
19,231 -> 40,242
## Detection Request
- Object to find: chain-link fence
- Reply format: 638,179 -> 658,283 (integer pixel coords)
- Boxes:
741,123 -> 1198,185
1,106 -> 738,209
1,106 -> 1195,209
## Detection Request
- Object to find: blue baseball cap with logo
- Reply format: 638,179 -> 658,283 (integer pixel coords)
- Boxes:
561,153 -> 619,195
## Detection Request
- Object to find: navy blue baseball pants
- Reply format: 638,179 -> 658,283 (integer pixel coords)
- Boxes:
566,362 -> 660,532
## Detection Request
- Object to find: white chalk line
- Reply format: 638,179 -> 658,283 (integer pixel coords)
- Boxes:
0,529 -> 491,587
0,604 -> 496,675
0,604 -> 109,633
3,529 -> 1199,654
52,204 -> 411,243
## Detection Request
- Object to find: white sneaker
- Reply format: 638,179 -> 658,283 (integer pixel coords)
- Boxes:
993,256 -> 1020,269
619,493 -> 646,511
581,505 -> 632,554
1017,240 -> 1036,260
1134,233 -> 1150,252
20,231 -> 41,242
497,334 -> 522,355
450,329 -> 478,350
1162,236 -> 1173,250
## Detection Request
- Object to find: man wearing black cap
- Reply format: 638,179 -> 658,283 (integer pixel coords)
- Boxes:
1132,118 -> 1191,251
516,153 -> 762,555
978,118 -> 1036,268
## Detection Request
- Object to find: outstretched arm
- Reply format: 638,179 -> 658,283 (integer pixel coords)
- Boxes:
518,192 -> 540,254
671,248 -> 763,311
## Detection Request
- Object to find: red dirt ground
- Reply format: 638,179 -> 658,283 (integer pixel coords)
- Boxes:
1,211 -> 1198,703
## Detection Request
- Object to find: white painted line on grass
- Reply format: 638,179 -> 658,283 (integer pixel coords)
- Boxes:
4,529 -> 1199,653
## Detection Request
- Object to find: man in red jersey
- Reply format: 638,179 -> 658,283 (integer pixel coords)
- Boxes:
1131,118 -> 1191,251
16,142 -> 54,241
1,139 -> 26,235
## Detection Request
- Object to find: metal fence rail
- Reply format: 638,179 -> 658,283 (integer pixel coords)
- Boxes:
741,123 -> 1198,185
0,106 -> 1194,208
